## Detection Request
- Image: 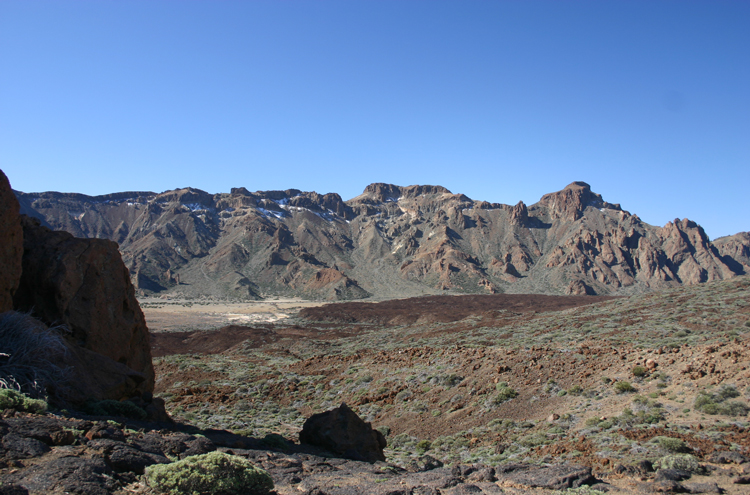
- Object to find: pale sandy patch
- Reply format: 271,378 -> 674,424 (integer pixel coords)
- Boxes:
138,297 -> 326,333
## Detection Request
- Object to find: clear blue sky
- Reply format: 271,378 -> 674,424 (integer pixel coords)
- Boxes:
1,1 -> 748,239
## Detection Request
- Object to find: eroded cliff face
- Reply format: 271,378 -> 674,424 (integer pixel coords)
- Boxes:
0,171 -> 23,312
13,217 -> 155,395
1,168 -> 155,404
16,181 -> 749,298
714,232 -> 750,274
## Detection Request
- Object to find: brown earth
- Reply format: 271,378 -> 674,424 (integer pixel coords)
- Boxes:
144,276 -> 750,493
299,293 -> 619,325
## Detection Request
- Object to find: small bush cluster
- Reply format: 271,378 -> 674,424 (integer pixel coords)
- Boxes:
429,374 -> 463,387
493,382 -> 518,405
145,452 -> 274,495
655,436 -> 691,453
415,439 -> 431,454
654,454 -> 703,473
586,395 -> 664,430
632,366 -> 647,378
567,384 -> 584,396
614,381 -> 636,394
0,389 -> 47,414
694,384 -> 749,416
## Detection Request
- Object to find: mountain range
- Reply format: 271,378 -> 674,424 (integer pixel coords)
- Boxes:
15,181 -> 750,300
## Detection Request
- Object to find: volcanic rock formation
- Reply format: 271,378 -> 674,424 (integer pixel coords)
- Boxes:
16,181 -> 750,299
0,171 -> 23,312
299,403 -> 387,463
13,217 -> 155,396
1,169 -> 155,405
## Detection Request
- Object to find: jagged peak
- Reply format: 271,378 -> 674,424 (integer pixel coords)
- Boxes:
536,182 -> 620,221
564,181 -> 592,191
358,183 -> 452,203
154,187 -> 214,206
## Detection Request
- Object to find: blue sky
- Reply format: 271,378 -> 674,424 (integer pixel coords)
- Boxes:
1,1 -> 748,239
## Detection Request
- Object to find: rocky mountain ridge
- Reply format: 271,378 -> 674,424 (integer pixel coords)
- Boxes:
16,181 -> 749,300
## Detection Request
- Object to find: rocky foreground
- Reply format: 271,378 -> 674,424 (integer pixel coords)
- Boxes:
3,404 -> 750,494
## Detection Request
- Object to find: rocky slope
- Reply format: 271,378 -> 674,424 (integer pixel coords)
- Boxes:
16,181 -> 750,300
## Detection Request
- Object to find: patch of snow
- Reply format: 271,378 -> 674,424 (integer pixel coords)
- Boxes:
257,207 -> 288,219
184,203 -> 211,212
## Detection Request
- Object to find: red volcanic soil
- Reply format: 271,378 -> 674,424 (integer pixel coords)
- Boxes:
299,293 -> 619,326
150,323 -> 364,357
150,325 -> 280,357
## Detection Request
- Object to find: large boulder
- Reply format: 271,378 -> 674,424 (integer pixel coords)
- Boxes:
13,216 -> 154,397
0,170 -> 23,312
299,403 -> 386,463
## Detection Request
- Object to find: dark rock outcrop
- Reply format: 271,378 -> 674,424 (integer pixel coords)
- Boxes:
299,403 -> 387,463
13,217 -> 155,397
0,170 -> 22,312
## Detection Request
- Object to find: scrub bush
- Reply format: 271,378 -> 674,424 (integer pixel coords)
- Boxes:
145,452 -> 273,495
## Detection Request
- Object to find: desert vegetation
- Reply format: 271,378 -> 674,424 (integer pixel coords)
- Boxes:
146,275 -> 750,491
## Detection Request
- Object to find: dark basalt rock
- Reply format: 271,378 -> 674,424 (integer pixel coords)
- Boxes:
655,468 -> 692,482
497,463 -> 596,490
1,434 -> 50,460
5,456 -> 119,495
299,403 -> 386,463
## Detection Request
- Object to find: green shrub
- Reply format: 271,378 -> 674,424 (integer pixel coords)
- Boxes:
83,399 -> 147,420
519,432 -> 552,447
654,454 -> 702,473
657,437 -> 691,453
715,384 -> 741,400
145,452 -> 273,495
584,417 -> 601,427
567,385 -> 584,395
431,374 -> 463,387
694,385 -> 749,416
493,383 -> 518,404
415,439 -> 431,454
632,366 -> 647,378
0,389 -> 47,414
614,381 -> 636,394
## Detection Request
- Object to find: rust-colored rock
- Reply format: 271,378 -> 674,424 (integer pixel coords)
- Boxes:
299,402 -> 387,463
0,169 -> 23,312
13,216 -> 154,397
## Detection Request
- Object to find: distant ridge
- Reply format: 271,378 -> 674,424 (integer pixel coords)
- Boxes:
16,181 -> 749,300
